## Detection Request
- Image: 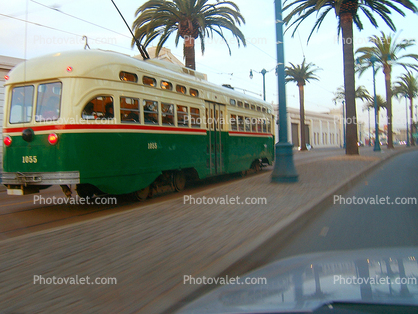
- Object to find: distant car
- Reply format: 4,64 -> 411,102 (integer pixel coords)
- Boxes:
298,143 -> 312,151
357,141 -> 364,147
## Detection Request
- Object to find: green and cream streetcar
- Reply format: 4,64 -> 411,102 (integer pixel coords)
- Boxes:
2,49 -> 274,199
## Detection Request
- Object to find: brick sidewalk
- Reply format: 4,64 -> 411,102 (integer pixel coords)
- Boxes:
0,146 -> 414,313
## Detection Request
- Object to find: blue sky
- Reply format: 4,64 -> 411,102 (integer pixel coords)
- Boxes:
1,0 -> 417,128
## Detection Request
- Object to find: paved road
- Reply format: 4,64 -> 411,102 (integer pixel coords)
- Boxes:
268,149 -> 418,262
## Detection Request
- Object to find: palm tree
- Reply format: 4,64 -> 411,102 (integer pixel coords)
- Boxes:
333,85 -> 372,103
285,59 -> 320,151
363,95 -> 386,144
356,32 -> 418,149
393,71 -> 418,146
131,0 -> 246,70
283,0 -> 417,155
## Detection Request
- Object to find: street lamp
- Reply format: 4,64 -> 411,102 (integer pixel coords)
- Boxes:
250,68 -> 272,101
405,95 -> 410,147
368,107 -> 371,146
271,0 -> 298,183
342,100 -> 346,148
370,55 -> 381,152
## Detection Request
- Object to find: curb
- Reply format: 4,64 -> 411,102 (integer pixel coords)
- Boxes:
161,147 -> 417,314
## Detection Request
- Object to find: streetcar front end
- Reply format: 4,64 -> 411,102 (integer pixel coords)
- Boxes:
2,65 -> 79,195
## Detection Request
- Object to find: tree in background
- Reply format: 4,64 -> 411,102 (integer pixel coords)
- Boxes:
132,0 -> 246,70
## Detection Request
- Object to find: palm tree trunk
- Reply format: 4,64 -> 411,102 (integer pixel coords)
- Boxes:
184,37 -> 196,70
340,13 -> 358,155
299,84 -> 307,151
384,66 -> 393,148
410,98 -> 415,146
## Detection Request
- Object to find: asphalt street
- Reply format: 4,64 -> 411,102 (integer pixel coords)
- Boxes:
269,149 -> 418,262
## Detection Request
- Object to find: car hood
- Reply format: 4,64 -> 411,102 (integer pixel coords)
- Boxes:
177,247 -> 418,313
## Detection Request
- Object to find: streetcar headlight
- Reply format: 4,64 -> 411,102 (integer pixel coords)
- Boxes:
4,136 -> 12,147
48,133 -> 58,145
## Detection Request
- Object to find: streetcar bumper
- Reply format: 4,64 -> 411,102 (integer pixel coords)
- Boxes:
1,171 -> 80,195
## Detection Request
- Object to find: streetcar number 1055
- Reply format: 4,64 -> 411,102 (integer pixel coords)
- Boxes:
22,156 -> 38,163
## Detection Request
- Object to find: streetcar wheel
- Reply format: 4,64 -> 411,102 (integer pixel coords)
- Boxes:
133,186 -> 150,201
251,160 -> 261,172
173,171 -> 186,192
76,184 -> 96,199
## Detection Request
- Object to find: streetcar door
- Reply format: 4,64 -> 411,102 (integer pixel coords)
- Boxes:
206,102 -> 225,175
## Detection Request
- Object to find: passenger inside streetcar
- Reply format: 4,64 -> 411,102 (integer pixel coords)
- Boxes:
82,102 -> 96,119
103,102 -> 114,119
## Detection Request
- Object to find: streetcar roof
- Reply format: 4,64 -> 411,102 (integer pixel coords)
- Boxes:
6,49 -> 273,111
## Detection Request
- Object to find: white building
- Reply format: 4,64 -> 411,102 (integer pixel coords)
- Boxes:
274,106 -> 345,148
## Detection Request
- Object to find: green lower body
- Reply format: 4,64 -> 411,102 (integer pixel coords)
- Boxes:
3,131 -> 274,195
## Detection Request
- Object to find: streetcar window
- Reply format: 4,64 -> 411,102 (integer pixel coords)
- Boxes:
230,99 -> 236,106
120,71 -> 138,82
245,117 -> 251,132
251,118 -> 257,132
262,107 -> 267,113
143,100 -> 158,124
161,80 -> 173,90
82,96 -> 113,119
9,85 -> 34,124
177,105 -> 188,127
143,76 -> 156,87
121,97 -> 140,123
161,103 -> 174,125
190,88 -> 199,97
35,82 -> 62,122
237,101 -> 243,108
190,108 -> 200,128
251,104 -> 256,110
238,116 -> 244,131
257,119 -> 262,132
244,102 -> 250,109
262,119 -> 267,133
257,106 -> 261,112
267,117 -> 272,133
220,110 -> 224,130
230,114 -> 237,131
176,85 -> 186,94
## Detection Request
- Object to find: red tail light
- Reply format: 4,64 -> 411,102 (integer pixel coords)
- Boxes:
4,136 -> 12,146
4,75 -> 9,80
48,133 -> 58,145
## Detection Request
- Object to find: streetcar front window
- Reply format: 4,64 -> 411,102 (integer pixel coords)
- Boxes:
9,85 -> 34,124
35,82 -> 62,122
